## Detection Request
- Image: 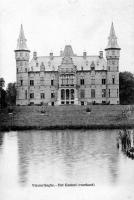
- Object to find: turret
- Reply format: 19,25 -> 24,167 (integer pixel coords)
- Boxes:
105,22 -> 121,72
15,24 -> 30,73
105,23 -> 120,104
15,25 -> 30,105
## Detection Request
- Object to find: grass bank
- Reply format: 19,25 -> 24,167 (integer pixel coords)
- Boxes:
0,105 -> 134,131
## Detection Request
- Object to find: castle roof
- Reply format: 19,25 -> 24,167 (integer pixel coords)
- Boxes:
29,49 -> 107,72
16,24 -> 29,51
106,22 -> 120,49
63,45 -> 75,57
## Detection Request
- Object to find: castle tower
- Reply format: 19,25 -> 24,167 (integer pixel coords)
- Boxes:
15,24 -> 30,105
105,22 -> 121,104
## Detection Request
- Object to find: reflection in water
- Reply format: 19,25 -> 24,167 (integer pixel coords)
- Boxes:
0,132 -> 4,146
17,130 -> 120,186
1,130 -> 134,200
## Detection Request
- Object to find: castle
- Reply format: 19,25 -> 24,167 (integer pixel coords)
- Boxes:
15,23 -> 120,106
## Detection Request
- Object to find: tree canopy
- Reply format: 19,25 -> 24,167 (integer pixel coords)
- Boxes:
119,71 -> 134,104
6,82 -> 17,105
0,78 -> 5,89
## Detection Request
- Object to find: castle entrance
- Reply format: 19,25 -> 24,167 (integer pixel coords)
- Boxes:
61,89 -> 74,104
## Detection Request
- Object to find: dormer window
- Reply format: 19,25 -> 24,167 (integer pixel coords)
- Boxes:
81,66 -> 83,71
90,61 -> 95,71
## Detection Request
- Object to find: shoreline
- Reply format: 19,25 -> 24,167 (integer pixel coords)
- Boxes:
1,105 -> 134,132
1,124 -> 134,132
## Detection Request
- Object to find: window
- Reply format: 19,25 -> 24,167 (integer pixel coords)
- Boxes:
66,89 -> 69,100
51,102 -> 54,106
51,80 -> 54,86
61,89 -> 65,100
40,93 -> 45,99
91,89 -> 95,98
70,75 -> 74,85
102,89 -> 106,98
91,77 -> 95,85
117,89 -> 119,97
17,68 -> 18,73
80,89 -> 85,98
25,90 -> 27,99
25,68 -> 27,72
102,78 -> 106,85
112,50 -> 115,55
109,89 -> 110,98
20,80 -> 23,86
80,79 -> 84,85
51,92 -> 55,98
40,77 -> 44,85
30,93 -> 34,99
30,80 -> 34,86
81,101 -> 84,105
112,76 -> 115,84
71,89 -> 74,100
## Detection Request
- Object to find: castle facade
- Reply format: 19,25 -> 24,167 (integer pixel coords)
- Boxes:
15,23 -> 120,106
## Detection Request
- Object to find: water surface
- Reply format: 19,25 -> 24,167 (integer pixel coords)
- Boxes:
0,130 -> 134,200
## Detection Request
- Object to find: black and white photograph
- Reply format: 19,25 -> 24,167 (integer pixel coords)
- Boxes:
0,0 -> 134,199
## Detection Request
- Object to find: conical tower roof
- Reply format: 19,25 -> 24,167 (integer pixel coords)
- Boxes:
106,22 -> 120,49
16,24 -> 29,50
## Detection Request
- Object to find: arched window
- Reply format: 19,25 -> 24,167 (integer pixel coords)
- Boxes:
61,89 -> 65,100
66,89 -> 69,100
71,89 -> 74,100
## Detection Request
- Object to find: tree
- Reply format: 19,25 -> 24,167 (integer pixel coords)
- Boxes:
119,72 -> 134,104
0,78 -> 5,89
6,83 -> 17,105
0,78 -> 6,108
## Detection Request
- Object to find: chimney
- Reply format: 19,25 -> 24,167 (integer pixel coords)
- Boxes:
33,51 -> 37,60
99,51 -> 103,58
50,52 -> 53,60
83,51 -> 87,59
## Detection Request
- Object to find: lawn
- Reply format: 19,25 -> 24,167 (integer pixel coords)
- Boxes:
0,105 -> 134,131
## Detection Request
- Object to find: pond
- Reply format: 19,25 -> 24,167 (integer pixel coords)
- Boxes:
0,130 -> 134,200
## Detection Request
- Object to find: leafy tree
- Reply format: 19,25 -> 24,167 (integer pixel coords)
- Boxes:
119,72 -> 134,104
0,78 -> 6,108
6,82 -> 17,105
0,78 -> 5,88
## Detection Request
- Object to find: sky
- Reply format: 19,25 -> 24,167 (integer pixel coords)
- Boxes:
0,0 -> 134,87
